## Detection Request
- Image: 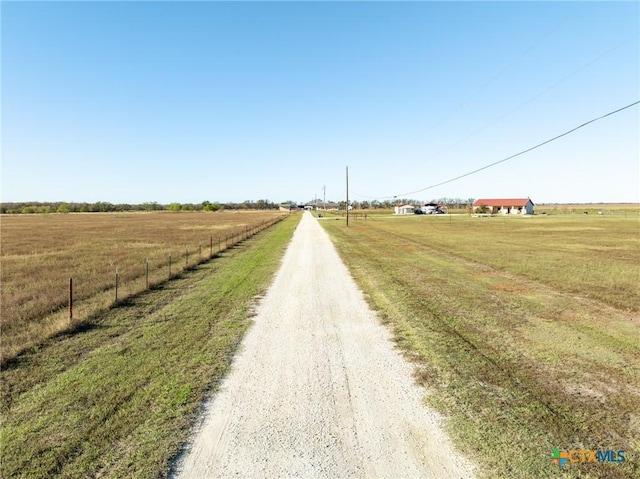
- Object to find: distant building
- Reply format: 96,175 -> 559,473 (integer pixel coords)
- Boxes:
317,202 -> 339,211
472,198 -> 534,215
394,204 -> 415,215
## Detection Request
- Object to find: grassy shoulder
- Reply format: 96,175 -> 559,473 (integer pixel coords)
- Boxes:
0,213 -> 300,479
320,216 -> 639,479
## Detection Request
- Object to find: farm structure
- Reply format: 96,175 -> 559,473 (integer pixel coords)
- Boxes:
473,198 -> 534,215
394,204 -> 415,215
279,203 -> 295,211
314,202 -> 340,211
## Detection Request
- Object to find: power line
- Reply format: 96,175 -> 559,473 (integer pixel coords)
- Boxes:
423,12 -> 573,138
417,33 -> 638,170
357,101 -> 639,200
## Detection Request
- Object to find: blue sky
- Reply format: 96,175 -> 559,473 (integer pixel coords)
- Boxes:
2,1 -> 638,204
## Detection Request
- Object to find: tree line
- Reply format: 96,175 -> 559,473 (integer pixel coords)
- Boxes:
0,200 -> 281,214
352,198 -> 475,209
2,197 -> 476,214
304,198 -> 475,209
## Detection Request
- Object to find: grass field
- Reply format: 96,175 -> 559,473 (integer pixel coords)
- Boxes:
0,210 -> 287,363
320,214 -> 639,479
535,203 -> 640,216
1,213 -> 300,478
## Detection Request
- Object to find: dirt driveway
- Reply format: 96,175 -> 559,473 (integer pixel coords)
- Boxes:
174,212 -> 475,478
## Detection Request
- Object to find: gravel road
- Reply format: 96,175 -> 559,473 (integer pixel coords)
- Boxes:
174,212 -> 475,478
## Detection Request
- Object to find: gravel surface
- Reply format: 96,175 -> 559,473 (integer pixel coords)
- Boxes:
174,212 -> 475,478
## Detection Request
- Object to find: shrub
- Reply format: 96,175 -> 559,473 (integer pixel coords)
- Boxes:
56,204 -> 70,214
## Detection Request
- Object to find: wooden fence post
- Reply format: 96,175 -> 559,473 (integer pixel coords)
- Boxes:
169,253 -> 172,277
69,277 -> 73,322
145,258 -> 149,289
115,268 -> 119,303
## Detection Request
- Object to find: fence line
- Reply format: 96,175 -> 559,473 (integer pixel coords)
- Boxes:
65,216 -> 285,326
68,278 -> 73,322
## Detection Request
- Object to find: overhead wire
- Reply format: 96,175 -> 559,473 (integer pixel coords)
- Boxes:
387,100 -> 639,199
423,12 -> 573,137
419,33 -> 638,167
351,29 -> 638,201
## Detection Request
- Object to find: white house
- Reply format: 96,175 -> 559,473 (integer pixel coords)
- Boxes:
472,198 -> 534,215
394,204 -> 415,215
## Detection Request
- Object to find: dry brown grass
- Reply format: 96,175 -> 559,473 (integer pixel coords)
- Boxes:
0,210 -> 287,363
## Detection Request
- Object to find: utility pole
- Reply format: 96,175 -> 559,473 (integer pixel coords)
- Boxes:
346,166 -> 349,227
323,185 -> 326,211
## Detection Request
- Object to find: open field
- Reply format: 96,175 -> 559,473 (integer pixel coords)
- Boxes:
320,214 -> 639,478
0,210 -> 288,363
324,212 -> 639,311
535,203 -> 640,215
1,214 -> 300,478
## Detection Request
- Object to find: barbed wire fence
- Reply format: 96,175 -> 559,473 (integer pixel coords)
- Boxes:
65,216 -> 286,324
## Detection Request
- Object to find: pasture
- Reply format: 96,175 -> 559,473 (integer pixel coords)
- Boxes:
321,214 -> 639,478
1,213 -> 299,478
0,210 -> 287,363
535,203 -> 640,216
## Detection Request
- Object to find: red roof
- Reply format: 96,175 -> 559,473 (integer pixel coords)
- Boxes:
473,198 -> 532,207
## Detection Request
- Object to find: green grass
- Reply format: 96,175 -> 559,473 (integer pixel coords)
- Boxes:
346,214 -> 639,311
1,214 -> 300,478
320,214 -> 639,479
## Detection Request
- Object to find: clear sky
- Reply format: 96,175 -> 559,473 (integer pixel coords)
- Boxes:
2,1 -> 639,205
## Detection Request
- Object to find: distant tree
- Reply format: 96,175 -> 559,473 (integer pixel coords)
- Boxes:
56,203 -> 70,214
256,199 -> 269,210
114,203 -> 132,212
168,203 -> 182,211
140,202 -> 160,212
89,202 -> 110,212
